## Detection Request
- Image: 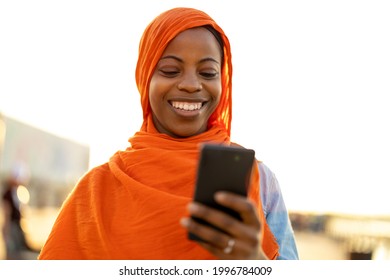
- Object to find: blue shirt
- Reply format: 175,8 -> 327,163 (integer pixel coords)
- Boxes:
259,163 -> 299,260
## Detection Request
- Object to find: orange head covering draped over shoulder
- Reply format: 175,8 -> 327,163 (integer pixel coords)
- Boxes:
38,7 -> 278,260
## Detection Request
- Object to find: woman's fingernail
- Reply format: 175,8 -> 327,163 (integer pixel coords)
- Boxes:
180,217 -> 189,227
188,203 -> 198,212
215,192 -> 226,201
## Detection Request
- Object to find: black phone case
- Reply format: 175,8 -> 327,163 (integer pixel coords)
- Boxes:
188,144 -> 255,242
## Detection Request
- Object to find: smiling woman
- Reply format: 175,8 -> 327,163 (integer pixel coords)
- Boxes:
37,7 -> 298,260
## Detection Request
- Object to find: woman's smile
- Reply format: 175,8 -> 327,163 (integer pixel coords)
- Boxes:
169,99 -> 207,117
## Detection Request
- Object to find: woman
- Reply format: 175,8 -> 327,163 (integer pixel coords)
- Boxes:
38,7 -> 298,260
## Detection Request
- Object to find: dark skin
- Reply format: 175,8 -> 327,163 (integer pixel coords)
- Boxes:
149,27 -> 267,260
181,192 -> 267,260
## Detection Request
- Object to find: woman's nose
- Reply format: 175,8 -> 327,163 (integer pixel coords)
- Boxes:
177,73 -> 202,92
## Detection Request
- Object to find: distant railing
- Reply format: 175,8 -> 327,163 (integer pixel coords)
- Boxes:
325,215 -> 390,259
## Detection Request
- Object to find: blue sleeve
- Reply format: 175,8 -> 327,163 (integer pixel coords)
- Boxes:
259,162 -> 299,260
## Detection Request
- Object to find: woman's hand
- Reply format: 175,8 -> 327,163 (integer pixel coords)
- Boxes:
180,191 -> 268,260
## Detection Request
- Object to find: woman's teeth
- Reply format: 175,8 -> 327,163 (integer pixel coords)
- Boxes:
171,101 -> 202,111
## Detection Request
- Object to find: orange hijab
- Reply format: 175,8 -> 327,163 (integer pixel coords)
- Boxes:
38,7 -> 278,260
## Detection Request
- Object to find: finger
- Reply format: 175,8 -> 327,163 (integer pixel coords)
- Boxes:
198,240 -> 238,260
187,202 -> 259,244
180,217 -> 233,251
198,238 -> 266,260
215,191 -> 261,229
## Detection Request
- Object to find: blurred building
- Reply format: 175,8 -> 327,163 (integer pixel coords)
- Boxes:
0,113 -> 90,258
290,211 -> 390,260
0,114 -> 89,207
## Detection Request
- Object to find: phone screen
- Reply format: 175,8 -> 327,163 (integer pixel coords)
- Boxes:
188,143 -> 255,241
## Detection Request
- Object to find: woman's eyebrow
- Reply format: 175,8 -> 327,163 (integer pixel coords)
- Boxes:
160,55 -> 220,65
199,57 -> 220,65
160,55 -> 183,62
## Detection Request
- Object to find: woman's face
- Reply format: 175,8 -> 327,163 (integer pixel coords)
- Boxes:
149,27 -> 222,138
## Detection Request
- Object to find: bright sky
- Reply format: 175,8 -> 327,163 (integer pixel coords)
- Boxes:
1,0 -> 390,216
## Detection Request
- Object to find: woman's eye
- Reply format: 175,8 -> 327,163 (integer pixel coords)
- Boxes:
160,69 -> 179,77
200,72 -> 218,79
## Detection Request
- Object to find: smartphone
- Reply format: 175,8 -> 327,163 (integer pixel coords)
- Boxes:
188,143 -> 255,241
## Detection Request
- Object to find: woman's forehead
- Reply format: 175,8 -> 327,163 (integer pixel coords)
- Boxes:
161,28 -> 223,61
